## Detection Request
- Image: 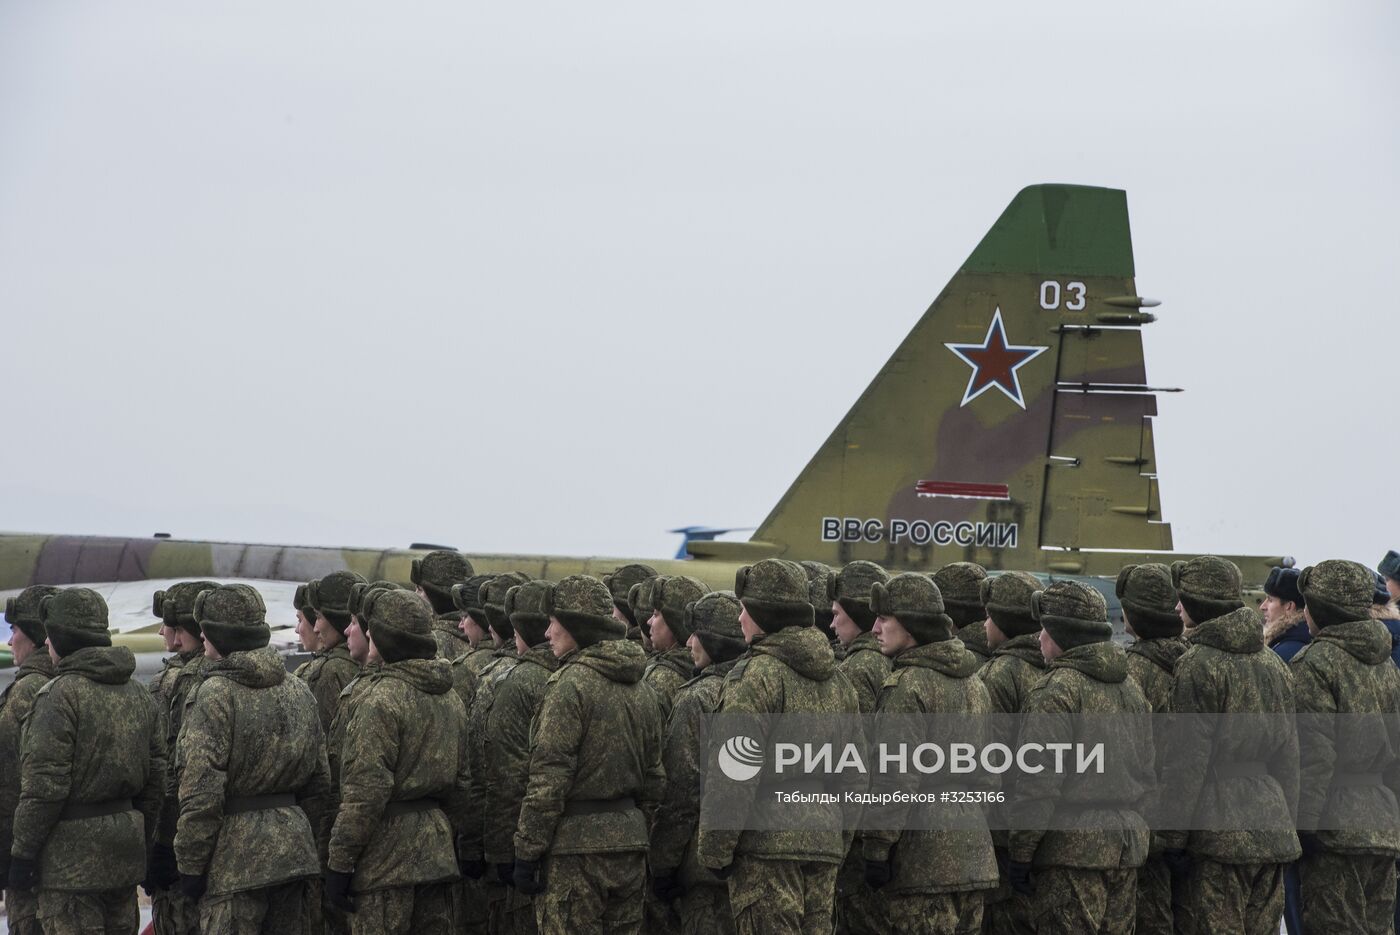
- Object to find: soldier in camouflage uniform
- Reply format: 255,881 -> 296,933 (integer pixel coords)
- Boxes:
697,559 -> 861,935
1290,560 -> 1400,934
1006,581 -> 1153,935
800,561 -> 841,661
1114,563 -> 1184,935
825,560 -> 890,935
324,588 -> 470,935
0,586 -> 58,935
974,570 -> 1042,935
1157,556 -> 1300,935
644,574 -> 708,719
145,581 -> 219,935
303,571 -> 368,733
173,584 -> 333,934
469,581 -> 559,935
293,583 -> 320,662
453,574 -> 503,675
148,582 -> 215,710
512,575 -> 665,934
629,575 -> 664,656
8,588 -> 165,935
411,550 -> 475,659
933,562 -> 991,664
863,573 -> 997,934
651,591 -> 748,935
604,563 -> 658,646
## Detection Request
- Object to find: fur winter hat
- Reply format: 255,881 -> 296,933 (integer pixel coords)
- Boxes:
308,571 -> 369,634
932,562 -> 988,627
506,580 -> 553,647
1116,564 -> 1181,639
154,580 -> 220,638
483,572 -> 531,640
547,575 -> 628,649
628,576 -> 663,632
1170,557 -> 1244,626
361,588 -> 437,662
194,585 -> 270,656
981,571 -> 1041,638
1299,560 -> 1375,629
828,561 -> 890,631
1263,567 -> 1305,610
1033,581 -> 1112,651
800,562 -> 836,630
603,564 -> 658,626
870,573 -> 955,645
451,574 -> 495,629
5,585 -> 60,647
686,591 -> 746,664
652,575 -> 709,642
40,588 -> 112,657
734,560 -> 814,634
411,551 -> 474,614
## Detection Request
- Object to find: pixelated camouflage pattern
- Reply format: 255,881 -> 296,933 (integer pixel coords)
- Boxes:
460,645 -> 522,859
698,626 -> 860,869
977,632 -> 1045,714
150,887 -> 199,935
677,882 -> 736,935
1133,855 -> 1176,935
36,887 -> 139,935
954,621 -> 991,662
433,611 -> 470,659
862,639 -> 997,895
156,652 -> 210,849
449,654 -> 479,714
148,650 -> 194,711
1124,636 -> 1186,713
514,639 -> 664,861
643,646 -> 693,720
651,658 -> 739,886
1008,642 -> 1152,870
350,881 -> 453,935
174,645 -> 331,897
883,890 -> 984,935
1298,850 -> 1395,935
328,657 -> 469,892
1174,858 -> 1283,935
297,642 -> 360,734
0,651 -> 55,872
326,666 -> 375,787
479,644 -> 560,865
838,630 -> 890,714
535,851 -> 645,935
196,879 -> 305,935
1028,866 -> 1135,935
725,854 -> 838,935
12,645 -> 164,891
458,643 -> 497,676
1289,617 -> 1400,854
1158,606 -> 1301,863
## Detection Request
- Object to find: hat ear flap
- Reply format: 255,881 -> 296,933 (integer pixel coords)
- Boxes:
152,590 -> 167,617
161,599 -> 177,627
245,587 -> 266,615
652,578 -> 667,609
504,585 -> 520,617
684,600 -> 698,632
734,567 -> 750,599
5,597 -> 16,622
826,572 -> 838,602
1115,566 -> 1136,600
307,580 -> 322,611
1030,590 -> 1044,622
542,584 -> 556,618
979,577 -> 994,607
38,594 -> 54,624
1170,561 -> 1187,589
1298,566 -> 1313,593
348,582 -> 368,618
193,589 -> 211,624
869,581 -> 888,617
410,560 -> 423,586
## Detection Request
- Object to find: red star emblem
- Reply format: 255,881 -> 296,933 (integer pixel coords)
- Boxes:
944,308 -> 1048,409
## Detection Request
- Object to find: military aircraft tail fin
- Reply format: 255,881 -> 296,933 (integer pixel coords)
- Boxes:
751,184 -> 1174,575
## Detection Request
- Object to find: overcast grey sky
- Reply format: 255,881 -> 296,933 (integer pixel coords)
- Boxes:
1,1 -> 1396,569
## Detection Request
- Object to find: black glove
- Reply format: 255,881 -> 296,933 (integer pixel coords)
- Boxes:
994,846 -> 1010,880
144,843 -> 179,893
324,869 -> 356,914
513,858 -> 545,896
1162,848 -> 1192,878
711,860 -> 735,880
863,858 -> 892,891
1007,860 -> 1034,896
496,862 -> 515,887
458,856 -> 487,880
7,856 -> 38,891
179,872 -> 208,903
1298,832 -> 1323,858
652,871 -> 685,902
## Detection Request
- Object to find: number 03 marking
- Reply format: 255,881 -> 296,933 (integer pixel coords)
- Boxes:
1039,281 -> 1086,311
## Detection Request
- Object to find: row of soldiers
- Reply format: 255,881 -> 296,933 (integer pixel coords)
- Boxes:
1,549 -> 1399,935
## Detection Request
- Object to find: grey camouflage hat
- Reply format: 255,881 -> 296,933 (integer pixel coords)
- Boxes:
652,575 -> 708,642
308,570 -> 369,632
547,575 -> 627,648
1115,564 -> 1181,639
870,573 -> 954,645
451,573 -> 495,628
980,571 -> 1041,638
5,585 -> 60,646
155,580 -> 220,636
506,580 -> 553,647
362,588 -> 437,662
483,572 -> 531,639
800,561 -> 836,629
1171,556 -> 1244,625
195,584 -> 270,655
686,590 -> 745,664
828,561 -> 890,631
293,583 -> 314,621
603,564 -> 658,625
735,559 -> 813,634
932,562 -> 988,625
348,580 -> 401,622
628,576 -> 664,630
1032,580 -> 1112,651
1299,559 -> 1375,628
40,588 -> 112,656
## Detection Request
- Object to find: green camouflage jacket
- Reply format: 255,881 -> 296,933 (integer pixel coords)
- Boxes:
1125,637 -> 1186,714
1008,642 -> 1152,870
460,645 -> 520,857
698,626 -> 862,869
433,614 -> 470,660
460,644 -> 497,676
175,646 -> 332,897
978,633 -> 1046,715
1158,607 -> 1300,863
1291,618 -> 1400,856
148,650 -> 197,710
449,654 -> 479,714
156,653 -> 209,848
838,630 -> 891,715
956,621 -> 992,664
326,666 -> 373,788
651,658 -> 738,887
13,646 -> 165,892
478,644 -> 560,864
514,639 -> 665,861
298,643 -> 359,734
643,646 -> 693,721
0,652 -> 56,874
328,657 -> 469,892
863,640 -> 998,894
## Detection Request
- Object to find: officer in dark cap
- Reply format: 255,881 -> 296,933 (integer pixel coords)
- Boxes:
1262,566 -> 1310,662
